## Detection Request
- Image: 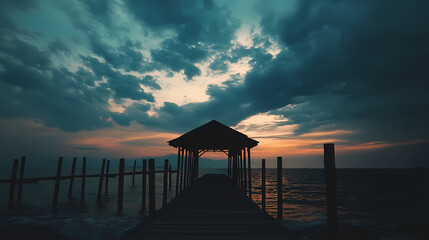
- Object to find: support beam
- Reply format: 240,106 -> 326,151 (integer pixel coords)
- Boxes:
17,156 -> 26,204
80,157 -> 86,205
175,147 -> 181,195
105,160 -> 110,194
8,159 -> 19,211
141,159 -> 147,213
247,148 -> 252,199
324,143 -> 339,240
52,157 -> 63,211
97,159 -> 106,203
262,159 -> 266,211
277,156 -> 283,220
148,159 -> 155,216
163,159 -> 168,207
117,158 -> 125,215
68,157 -> 77,198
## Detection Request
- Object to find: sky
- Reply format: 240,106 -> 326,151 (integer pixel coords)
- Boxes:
0,0 -> 428,168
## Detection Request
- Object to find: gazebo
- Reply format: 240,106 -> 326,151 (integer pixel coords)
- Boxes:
168,120 -> 258,193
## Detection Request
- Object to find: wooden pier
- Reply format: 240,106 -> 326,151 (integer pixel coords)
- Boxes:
123,174 -> 286,240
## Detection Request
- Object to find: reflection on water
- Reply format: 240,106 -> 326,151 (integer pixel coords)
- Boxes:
248,168 -> 429,239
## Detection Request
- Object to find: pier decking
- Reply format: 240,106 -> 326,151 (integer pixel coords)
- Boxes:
123,174 -> 286,240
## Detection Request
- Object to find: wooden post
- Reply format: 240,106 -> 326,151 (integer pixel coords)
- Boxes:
68,157 -> 77,197
163,159 -> 168,207
132,160 -> 136,186
17,156 -> 26,204
97,159 -> 106,203
277,156 -> 283,220
141,159 -> 147,213
247,148 -> 252,199
232,154 -> 238,186
183,150 -> 188,189
105,160 -> 110,194
169,164 -> 172,189
228,157 -> 231,179
239,153 -> 243,188
148,159 -> 155,216
118,158 -> 125,215
243,149 -> 247,194
52,157 -> 63,211
324,143 -> 339,240
8,159 -> 19,211
175,147 -> 181,195
179,148 -> 184,192
262,159 -> 266,211
80,157 -> 86,205
196,155 -> 199,180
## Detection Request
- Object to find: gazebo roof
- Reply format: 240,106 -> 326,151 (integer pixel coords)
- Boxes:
168,120 -> 258,150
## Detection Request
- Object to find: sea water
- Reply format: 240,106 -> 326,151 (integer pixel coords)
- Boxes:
0,168 -> 428,239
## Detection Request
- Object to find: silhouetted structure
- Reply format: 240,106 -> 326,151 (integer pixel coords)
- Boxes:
169,120 -> 258,190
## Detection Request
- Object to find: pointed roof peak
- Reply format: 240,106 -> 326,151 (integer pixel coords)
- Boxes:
168,120 -> 258,150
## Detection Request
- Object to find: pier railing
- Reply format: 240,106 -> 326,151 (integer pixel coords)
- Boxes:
2,144 -> 340,239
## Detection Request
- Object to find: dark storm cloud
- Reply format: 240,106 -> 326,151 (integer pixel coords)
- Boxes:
125,0 -> 239,79
121,0 -> 429,143
81,56 -> 155,102
89,37 -> 151,73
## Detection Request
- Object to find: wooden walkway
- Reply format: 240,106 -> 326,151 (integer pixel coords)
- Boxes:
123,174 -> 287,240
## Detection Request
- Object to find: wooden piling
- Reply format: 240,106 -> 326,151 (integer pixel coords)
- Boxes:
148,159 -> 155,216
183,150 -> 188,188
105,160 -> 110,194
118,158 -> 125,215
262,159 -> 266,211
247,148 -> 252,199
239,153 -> 243,188
228,156 -> 231,179
17,156 -> 26,204
52,157 -> 63,211
141,159 -> 147,213
169,164 -> 172,189
8,159 -> 19,210
179,148 -> 184,192
243,149 -> 247,194
97,159 -> 106,203
277,156 -> 283,220
132,160 -> 136,186
68,157 -> 77,198
163,159 -> 168,207
175,147 -> 181,195
80,157 -> 86,205
324,143 -> 339,240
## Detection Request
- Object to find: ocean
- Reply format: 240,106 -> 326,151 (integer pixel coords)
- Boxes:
1,167 -> 428,239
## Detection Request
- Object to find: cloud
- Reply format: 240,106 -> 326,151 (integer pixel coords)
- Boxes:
125,0 -> 239,79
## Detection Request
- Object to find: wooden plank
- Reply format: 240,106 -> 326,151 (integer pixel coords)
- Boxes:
122,174 -> 285,239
